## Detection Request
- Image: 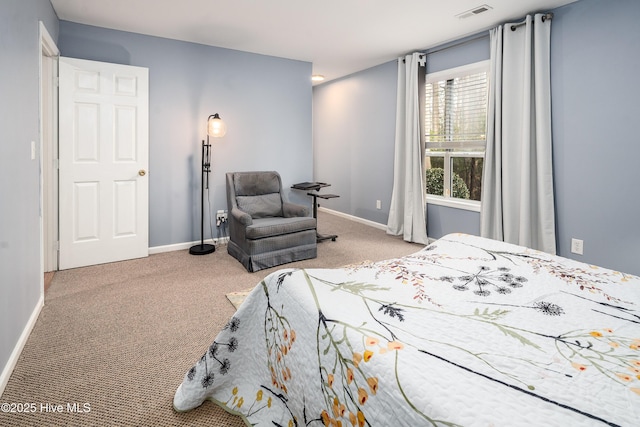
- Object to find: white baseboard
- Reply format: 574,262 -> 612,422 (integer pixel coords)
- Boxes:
319,207 -> 435,245
0,295 -> 44,397
318,207 -> 387,231
149,237 -> 229,255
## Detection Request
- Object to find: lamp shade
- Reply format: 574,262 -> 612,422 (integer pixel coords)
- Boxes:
207,113 -> 227,138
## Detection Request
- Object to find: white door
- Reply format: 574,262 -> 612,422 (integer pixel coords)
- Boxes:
58,57 -> 149,270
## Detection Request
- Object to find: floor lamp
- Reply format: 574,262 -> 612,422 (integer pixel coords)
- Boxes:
189,113 -> 227,255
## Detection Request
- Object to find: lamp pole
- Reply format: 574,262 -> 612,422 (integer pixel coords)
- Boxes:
189,114 -> 226,255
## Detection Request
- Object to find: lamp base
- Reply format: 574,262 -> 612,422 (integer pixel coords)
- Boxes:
189,243 -> 215,255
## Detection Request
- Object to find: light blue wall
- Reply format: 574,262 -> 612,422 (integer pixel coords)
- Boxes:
427,205 -> 480,238
551,0 -> 640,275
0,0 -> 58,389
425,34 -> 490,74
313,61 -> 398,224
59,22 -> 313,247
313,0 -> 640,275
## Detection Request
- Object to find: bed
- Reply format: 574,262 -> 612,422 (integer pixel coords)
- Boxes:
173,233 -> 640,426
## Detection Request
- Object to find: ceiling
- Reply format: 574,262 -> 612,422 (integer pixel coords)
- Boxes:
50,0 -> 578,84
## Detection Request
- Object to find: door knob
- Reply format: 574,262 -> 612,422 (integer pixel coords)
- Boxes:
138,169 -> 146,176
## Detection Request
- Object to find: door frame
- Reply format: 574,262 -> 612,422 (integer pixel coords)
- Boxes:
39,21 -> 59,286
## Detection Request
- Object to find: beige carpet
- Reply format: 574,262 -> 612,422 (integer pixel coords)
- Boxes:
0,211 -> 424,426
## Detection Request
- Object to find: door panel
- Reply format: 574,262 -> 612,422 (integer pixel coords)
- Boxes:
73,181 -> 99,242
115,106 -> 137,161
114,180 -> 137,236
74,103 -> 99,161
59,57 -> 149,270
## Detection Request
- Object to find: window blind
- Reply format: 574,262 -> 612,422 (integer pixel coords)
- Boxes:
425,70 -> 488,149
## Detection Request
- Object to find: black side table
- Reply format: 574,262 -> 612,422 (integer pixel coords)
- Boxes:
291,182 -> 339,242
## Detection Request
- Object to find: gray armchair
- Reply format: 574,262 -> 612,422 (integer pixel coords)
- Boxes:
226,171 -> 317,272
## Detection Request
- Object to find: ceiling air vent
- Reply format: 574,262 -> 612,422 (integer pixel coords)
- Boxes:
456,4 -> 493,19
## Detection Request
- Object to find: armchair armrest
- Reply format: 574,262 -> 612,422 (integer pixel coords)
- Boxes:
283,202 -> 309,218
231,207 -> 253,226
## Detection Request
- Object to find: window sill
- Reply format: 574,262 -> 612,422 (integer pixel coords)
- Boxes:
426,195 -> 481,212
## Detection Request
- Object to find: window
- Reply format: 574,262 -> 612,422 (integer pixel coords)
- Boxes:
424,61 -> 489,211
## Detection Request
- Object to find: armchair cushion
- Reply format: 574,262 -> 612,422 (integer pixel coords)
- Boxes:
236,193 -> 283,218
282,201 -> 309,218
233,171 -> 281,195
246,216 -> 317,240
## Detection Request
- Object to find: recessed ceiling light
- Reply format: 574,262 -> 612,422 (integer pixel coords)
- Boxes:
311,74 -> 325,82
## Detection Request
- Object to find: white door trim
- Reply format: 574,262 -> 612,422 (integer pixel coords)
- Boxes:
39,21 -> 59,283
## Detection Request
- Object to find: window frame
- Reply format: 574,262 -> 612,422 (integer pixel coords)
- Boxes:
425,151 -> 482,212
424,60 -> 489,212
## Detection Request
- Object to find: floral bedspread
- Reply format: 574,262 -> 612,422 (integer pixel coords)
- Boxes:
173,233 -> 640,426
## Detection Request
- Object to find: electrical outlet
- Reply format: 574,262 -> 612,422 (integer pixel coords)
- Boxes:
376,200 -> 381,210
216,210 -> 228,225
571,238 -> 584,255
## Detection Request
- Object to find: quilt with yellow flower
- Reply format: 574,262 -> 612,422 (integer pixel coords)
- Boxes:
173,233 -> 640,426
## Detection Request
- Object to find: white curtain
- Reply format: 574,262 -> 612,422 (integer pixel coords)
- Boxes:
480,14 -> 556,254
387,52 -> 429,245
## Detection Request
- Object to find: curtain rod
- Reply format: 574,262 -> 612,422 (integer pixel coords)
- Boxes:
510,12 -> 553,31
401,53 -> 426,63
402,11 -> 553,61
423,32 -> 489,57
